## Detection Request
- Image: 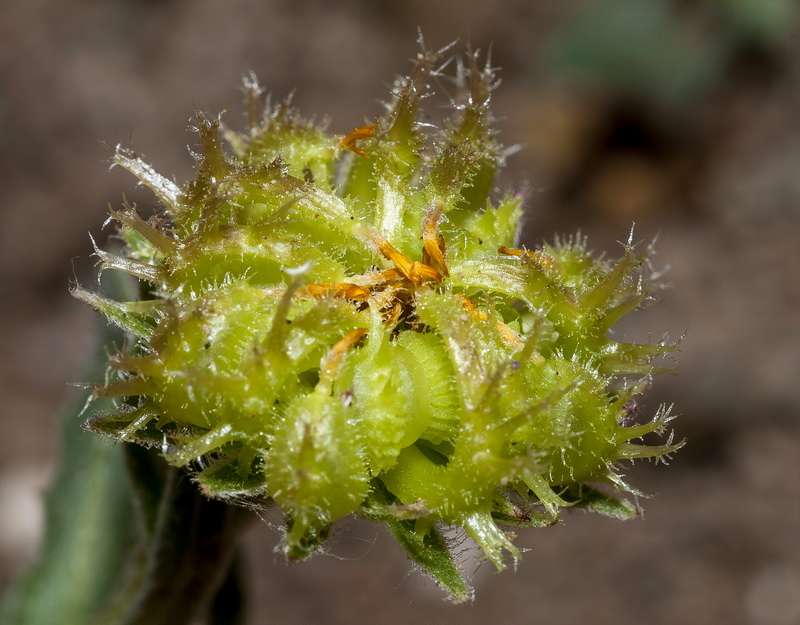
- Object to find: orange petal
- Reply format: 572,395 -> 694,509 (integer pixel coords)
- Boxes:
319,328 -> 369,388
422,204 -> 449,276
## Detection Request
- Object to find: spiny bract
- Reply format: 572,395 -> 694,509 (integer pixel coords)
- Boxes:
78,42 -> 681,601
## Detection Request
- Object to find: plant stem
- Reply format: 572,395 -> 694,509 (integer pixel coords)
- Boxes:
100,451 -> 255,625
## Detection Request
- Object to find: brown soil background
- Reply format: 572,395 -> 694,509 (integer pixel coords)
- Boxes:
1,1 -> 798,624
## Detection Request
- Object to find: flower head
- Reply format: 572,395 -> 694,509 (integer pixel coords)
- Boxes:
77,39 -> 681,601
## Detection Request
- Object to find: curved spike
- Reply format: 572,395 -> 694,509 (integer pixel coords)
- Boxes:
112,148 -> 182,213
91,235 -> 163,284
194,111 -> 230,181
461,510 -> 520,572
118,406 -> 159,441
521,471 -> 572,517
581,246 -> 641,310
615,440 -> 685,460
71,286 -> 156,338
109,201 -> 177,255
167,423 -> 238,467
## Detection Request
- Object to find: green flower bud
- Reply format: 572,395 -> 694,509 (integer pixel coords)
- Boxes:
76,41 -> 681,601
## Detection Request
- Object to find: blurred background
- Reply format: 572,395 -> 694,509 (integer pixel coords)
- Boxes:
1,1 -> 798,623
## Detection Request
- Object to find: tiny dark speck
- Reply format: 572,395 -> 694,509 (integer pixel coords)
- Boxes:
511,360 -> 521,370
340,388 -> 355,407
204,342 -> 211,349
478,238 -> 483,245
285,319 -> 292,324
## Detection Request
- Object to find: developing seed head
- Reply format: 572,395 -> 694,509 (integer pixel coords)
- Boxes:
77,38 -> 681,601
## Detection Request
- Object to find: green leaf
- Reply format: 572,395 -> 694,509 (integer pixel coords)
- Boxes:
363,489 -> 470,603
0,324 -> 136,625
387,519 -> 471,602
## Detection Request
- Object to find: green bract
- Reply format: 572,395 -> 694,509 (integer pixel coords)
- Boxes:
77,43 -> 681,601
